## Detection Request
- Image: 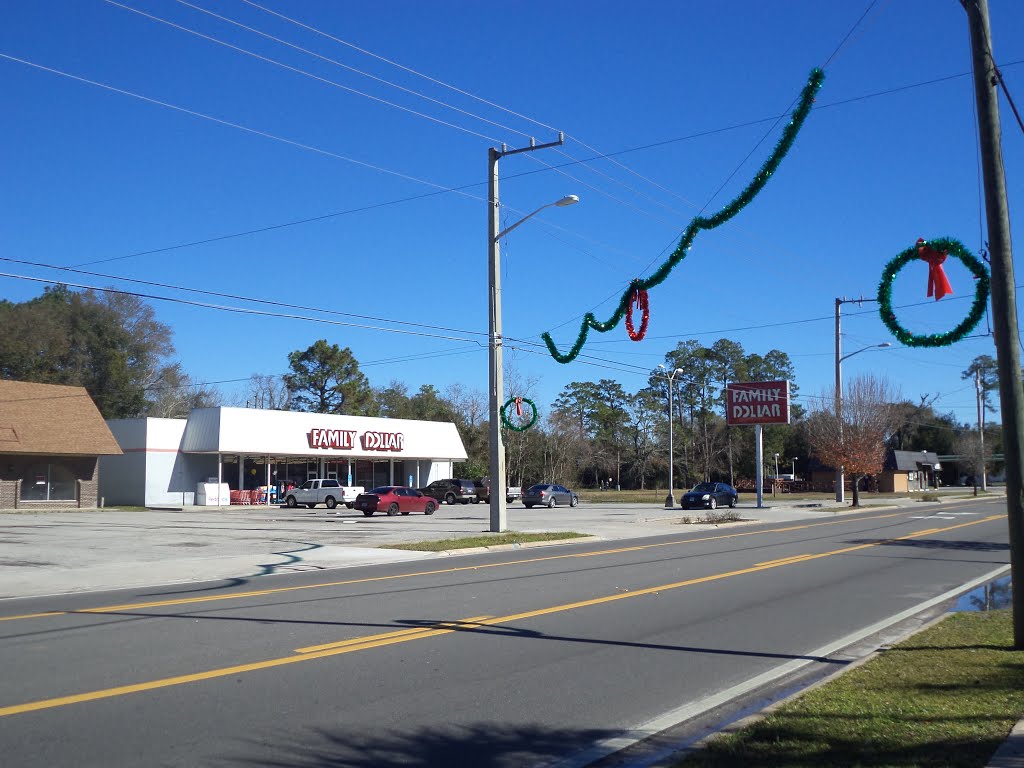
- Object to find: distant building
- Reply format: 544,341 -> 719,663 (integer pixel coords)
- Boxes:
878,450 -> 941,492
0,380 -> 122,509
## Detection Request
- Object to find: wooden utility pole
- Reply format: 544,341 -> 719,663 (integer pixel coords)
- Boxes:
963,0 -> 1024,647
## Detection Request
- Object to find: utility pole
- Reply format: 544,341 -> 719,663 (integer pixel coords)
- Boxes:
964,0 -> 1024,647
488,135 -> 570,533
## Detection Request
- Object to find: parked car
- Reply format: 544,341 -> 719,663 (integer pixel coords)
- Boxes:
283,478 -> 365,510
354,486 -> 437,517
472,477 -> 523,504
419,479 -> 478,505
522,483 -> 578,508
680,482 -> 738,510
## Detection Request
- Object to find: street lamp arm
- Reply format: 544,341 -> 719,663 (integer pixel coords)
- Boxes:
839,342 -> 891,364
495,195 -> 578,240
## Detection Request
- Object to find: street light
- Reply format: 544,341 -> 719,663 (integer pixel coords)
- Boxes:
834,340 -> 892,502
792,457 -> 798,478
658,364 -> 684,508
488,137 -> 577,533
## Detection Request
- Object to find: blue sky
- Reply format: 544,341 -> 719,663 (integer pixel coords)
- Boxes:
2,0 -> 1022,427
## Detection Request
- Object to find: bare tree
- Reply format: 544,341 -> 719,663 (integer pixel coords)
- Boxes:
246,373 -> 291,410
146,364 -> 221,418
806,374 -> 899,507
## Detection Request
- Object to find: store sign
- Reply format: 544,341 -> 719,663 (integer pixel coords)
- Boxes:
307,429 -> 357,450
306,428 -> 405,452
361,431 -> 404,452
726,381 -> 791,425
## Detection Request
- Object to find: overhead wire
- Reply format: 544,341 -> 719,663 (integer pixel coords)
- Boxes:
102,0 -> 505,144
7,51 -> 1008,271
232,0 -> 706,230
0,53 -> 489,204
0,50 -> 627,270
0,271 -> 487,345
168,0 -> 537,142
0,256 -> 490,339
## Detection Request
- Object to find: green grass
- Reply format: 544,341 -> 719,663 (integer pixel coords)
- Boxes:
676,609 -> 1024,768
383,531 -> 589,552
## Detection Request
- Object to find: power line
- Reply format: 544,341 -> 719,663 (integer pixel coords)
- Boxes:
6,50 -> 1009,272
103,0 -> 505,144
230,0 -> 716,230
169,0 -> 537,142
0,270 -> 486,345
0,256 -> 490,339
0,52 -> 489,204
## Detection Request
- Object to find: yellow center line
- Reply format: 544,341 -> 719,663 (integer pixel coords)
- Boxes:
295,616 -> 491,654
0,510 -> 918,623
0,513 -> 1003,719
755,554 -> 815,567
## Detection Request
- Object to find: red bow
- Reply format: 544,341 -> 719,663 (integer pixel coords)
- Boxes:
515,397 -> 523,417
917,238 -> 953,301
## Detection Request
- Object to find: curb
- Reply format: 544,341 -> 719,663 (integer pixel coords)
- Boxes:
427,536 -> 600,557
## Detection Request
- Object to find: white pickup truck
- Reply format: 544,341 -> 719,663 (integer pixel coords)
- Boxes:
283,479 -> 365,510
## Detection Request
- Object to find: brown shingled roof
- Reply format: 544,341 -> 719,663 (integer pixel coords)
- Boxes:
0,380 -> 122,456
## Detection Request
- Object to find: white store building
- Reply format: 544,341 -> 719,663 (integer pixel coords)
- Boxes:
99,407 -> 469,507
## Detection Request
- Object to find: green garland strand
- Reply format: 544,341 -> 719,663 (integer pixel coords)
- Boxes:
541,67 -> 826,363
878,237 -> 989,347
500,397 -> 538,432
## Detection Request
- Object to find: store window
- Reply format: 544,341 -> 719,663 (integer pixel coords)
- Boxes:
393,461 -> 407,487
355,460 -> 374,488
21,463 -> 77,501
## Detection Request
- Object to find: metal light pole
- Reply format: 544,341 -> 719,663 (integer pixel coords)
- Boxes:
658,365 -> 683,508
792,457 -> 797,478
834,339 -> 891,502
488,136 -> 575,533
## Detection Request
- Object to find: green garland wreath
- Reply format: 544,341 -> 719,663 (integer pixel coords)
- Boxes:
877,237 -> 989,348
500,397 -> 538,432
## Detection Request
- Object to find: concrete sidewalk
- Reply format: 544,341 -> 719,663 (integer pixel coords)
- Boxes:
0,490 -> 997,601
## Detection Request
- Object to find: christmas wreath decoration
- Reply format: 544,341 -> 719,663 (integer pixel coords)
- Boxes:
878,237 -> 989,348
500,396 -> 538,432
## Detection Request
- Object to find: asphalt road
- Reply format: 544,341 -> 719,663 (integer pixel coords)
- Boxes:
0,497 -> 1010,767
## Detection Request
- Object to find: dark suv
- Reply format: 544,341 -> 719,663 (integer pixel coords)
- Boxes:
419,479 -> 478,505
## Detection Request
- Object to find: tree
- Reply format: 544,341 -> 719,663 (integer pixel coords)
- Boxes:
245,373 -> 291,411
962,355 -> 999,413
0,286 -> 177,418
806,374 -> 899,507
284,340 -> 373,415
146,363 -> 220,418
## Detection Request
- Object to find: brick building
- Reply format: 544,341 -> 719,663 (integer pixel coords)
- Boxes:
0,380 -> 122,509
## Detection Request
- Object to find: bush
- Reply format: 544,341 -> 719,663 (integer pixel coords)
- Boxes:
920,493 -> 942,502
696,510 -> 741,524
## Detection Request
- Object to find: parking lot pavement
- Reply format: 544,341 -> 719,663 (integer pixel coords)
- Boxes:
0,493 -> 983,600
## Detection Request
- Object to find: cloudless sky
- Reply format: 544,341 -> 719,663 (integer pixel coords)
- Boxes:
2,0 -> 1022,430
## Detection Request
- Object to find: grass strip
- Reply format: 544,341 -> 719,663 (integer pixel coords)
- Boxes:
676,609 -> 1024,768
382,531 -> 588,552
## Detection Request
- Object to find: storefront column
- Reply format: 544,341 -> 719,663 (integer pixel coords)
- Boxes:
217,454 -> 223,507
265,459 -> 271,507
238,456 -> 244,491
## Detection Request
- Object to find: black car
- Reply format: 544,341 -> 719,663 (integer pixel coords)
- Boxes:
680,482 -> 738,510
418,478 -> 478,505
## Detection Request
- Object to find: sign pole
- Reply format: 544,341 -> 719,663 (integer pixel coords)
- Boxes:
755,424 -> 764,509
